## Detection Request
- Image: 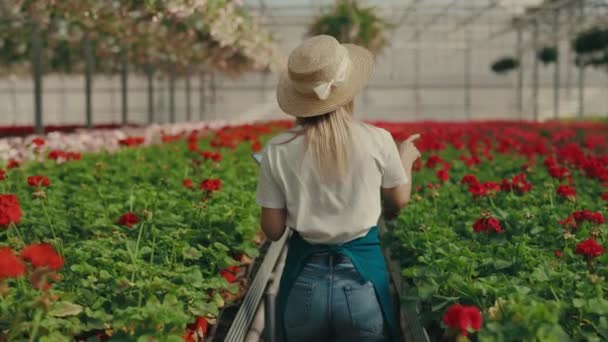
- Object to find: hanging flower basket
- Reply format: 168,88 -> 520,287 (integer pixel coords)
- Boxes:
537,46 -> 558,65
308,0 -> 391,56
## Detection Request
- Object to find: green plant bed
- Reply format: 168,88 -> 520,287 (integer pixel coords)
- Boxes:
384,123 -> 608,341
0,125 -> 285,340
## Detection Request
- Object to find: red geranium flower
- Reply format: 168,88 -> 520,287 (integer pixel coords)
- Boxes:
31,137 -> 45,147
425,155 -> 445,169
220,265 -> 240,283
575,239 -> 605,260
556,185 -> 576,199
0,247 -> 26,279
468,182 -> 488,197
461,174 -> 478,185
0,169 -> 5,181
0,194 -> 22,228
200,179 -> 222,192
554,250 -> 563,258
251,141 -> 262,152
118,212 -> 140,228
560,210 -> 605,228
119,136 -> 145,147
200,151 -> 222,162
184,316 -> 209,342
602,192 -> 608,201
7,159 -> 20,169
472,216 -> 502,234
443,304 -> 482,337
183,179 -> 194,189
21,243 -> 64,270
48,150 -> 66,161
436,169 -> 449,182
27,175 -> 51,187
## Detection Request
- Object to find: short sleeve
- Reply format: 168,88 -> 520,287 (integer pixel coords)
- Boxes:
255,147 -> 286,209
381,130 -> 409,188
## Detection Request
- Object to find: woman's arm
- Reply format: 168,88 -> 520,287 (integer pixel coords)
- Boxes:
382,134 -> 420,214
260,207 -> 287,241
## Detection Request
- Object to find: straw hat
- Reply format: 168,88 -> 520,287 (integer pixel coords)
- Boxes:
276,35 -> 374,118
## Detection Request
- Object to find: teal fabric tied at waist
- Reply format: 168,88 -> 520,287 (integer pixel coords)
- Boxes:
276,226 -> 400,341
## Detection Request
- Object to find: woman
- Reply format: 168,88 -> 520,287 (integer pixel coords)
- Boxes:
256,35 -> 420,342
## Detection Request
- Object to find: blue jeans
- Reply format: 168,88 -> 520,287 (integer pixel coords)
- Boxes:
282,253 -> 387,342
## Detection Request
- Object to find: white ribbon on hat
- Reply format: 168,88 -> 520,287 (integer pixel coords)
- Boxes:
291,53 -> 351,100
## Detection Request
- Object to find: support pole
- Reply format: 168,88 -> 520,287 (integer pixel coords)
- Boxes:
186,76 -> 192,121
210,72 -> 217,118
121,51 -> 128,125
464,29 -> 472,120
553,9 -> 560,120
84,36 -> 94,128
516,23 -> 524,120
532,20 -> 540,122
199,72 -> 206,120
169,73 -> 176,123
146,66 -> 154,124
413,12 -> 421,119
31,22 -> 43,134
577,0 -> 585,119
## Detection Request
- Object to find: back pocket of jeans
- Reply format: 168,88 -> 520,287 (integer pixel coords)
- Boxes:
284,282 -> 315,328
344,281 -> 384,333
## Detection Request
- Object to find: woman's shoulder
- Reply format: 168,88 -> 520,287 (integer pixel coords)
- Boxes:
352,121 -> 393,144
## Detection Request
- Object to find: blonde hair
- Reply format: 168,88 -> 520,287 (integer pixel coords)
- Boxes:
291,101 -> 354,181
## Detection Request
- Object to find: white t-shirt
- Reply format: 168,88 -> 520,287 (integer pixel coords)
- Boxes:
255,121 -> 409,245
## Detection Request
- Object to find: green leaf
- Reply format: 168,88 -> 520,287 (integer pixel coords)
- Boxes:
50,301 -> 84,317
572,298 -> 586,308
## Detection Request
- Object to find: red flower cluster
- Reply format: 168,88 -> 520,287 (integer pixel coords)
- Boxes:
556,185 -> 576,199
554,250 -> 563,258
183,179 -> 194,189
500,173 -> 532,194
443,304 -> 482,337
473,216 -> 503,234
48,150 -> 82,162
436,169 -> 450,182
461,174 -> 500,197
119,136 -> 145,147
200,151 -> 222,162
27,175 -> 51,187
0,169 -> 5,181
31,137 -> 45,147
0,194 -> 22,228
602,192 -> 608,201
21,243 -> 64,270
0,247 -> 26,279
575,239 -> 605,260
559,210 -> 605,228
118,212 -> 140,228
426,155 -> 447,169
200,179 -> 222,192
183,316 -> 209,342
7,159 -> 20,169
460,154 -> 481,167
544,157 -> 571,180
220,265 -> 240,284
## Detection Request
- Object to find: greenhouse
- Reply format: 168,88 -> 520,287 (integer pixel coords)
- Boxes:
0,0 -> 607,341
